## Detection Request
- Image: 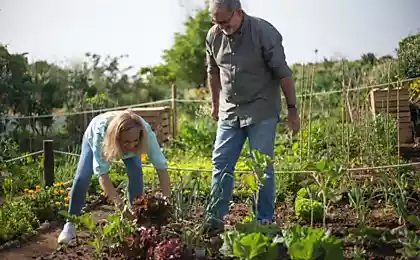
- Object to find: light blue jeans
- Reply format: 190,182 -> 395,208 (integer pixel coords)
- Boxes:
207,116 -> 279,227
68,137 -> 144,216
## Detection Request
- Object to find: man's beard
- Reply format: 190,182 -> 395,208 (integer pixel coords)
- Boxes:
222,27 -> 235,35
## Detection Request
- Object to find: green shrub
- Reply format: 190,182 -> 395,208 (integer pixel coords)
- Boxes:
0,199 -> 39,243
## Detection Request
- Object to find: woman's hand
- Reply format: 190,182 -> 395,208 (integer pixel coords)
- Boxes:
122,205 -> 135,220
156,168 -> 171,198
114,196 -> 124,210
99,174 -> 122,205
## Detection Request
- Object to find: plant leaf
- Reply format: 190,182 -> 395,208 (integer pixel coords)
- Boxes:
243,173 -> 258,192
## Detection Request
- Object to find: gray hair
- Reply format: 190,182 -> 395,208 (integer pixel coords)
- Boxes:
208,0 -> 242,13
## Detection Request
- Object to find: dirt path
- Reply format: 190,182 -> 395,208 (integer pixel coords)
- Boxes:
0,205 -> 115,260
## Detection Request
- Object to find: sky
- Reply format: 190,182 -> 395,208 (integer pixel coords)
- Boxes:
0,0 -> 419,74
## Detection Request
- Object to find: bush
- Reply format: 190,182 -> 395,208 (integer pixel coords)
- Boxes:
0,199 -> 39,243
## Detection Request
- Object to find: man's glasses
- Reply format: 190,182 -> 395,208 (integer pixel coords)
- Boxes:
211,12 -> 234,26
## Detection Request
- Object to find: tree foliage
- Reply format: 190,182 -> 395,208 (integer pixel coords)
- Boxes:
140,9 -> 212,89
0,46 -> 168,150
397,33 -> 420,79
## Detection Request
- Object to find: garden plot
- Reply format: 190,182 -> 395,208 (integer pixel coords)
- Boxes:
19,164 -> 420,260
25,192 -> 420,260
0,204 -> 116,260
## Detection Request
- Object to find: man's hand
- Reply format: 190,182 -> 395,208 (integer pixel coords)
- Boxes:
211,103 -> 219,121
279,77 -> 299,134
207,72 -> 221,121
287,108 -> 300,135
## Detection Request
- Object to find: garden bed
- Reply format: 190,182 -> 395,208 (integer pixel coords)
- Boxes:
1,155 -> 420,260
0,180 -> 106,253
29,191 -> 420,260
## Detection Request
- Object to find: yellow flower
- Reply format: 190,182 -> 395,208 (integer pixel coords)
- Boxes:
28,189 -> 34,194
141,153 -> 148,162
36,185 -> 41,189
65,203 -> 69,207
64,196 -> 70,202
54,182 -> 64,187
55,202 -> 62,206
24,188 -> 29,193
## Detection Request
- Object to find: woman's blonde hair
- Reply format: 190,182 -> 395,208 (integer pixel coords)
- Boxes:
102,110 -> 147,161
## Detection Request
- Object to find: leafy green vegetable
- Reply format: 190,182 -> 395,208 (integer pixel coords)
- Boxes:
220,230 -> 283,260
280,225 -> 344,260
295,198 -> 324,222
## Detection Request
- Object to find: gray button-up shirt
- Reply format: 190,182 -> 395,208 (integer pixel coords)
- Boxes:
206,13 -> 293,127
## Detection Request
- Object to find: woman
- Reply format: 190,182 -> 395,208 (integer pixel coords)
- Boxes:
57,109 -> 171,244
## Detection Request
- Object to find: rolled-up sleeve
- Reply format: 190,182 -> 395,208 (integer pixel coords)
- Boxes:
144,122 -> 168,170
91,132 -> 111,177
206,28 -> 219,74
259,23 -> 293,79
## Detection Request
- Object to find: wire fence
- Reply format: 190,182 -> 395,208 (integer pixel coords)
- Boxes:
2,75 -> 418,151
1,76 -> 419,121
1,75 -> 420,186
1,148 -> 419,175
52,149 -> 420,173
1,150 -> 44,164
0,99 -> 172,120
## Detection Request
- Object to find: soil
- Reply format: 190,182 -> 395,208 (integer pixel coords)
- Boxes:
0,204 -> 115,260
0,198 -> 419,260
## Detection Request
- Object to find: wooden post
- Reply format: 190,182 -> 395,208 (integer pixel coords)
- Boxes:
43,140 -> 54,187
171,84 -> 177,139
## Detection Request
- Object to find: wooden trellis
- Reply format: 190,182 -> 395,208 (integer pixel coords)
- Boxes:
369,87 -> 413,144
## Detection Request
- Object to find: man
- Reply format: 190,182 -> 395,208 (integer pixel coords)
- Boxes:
204,0 -> 300,234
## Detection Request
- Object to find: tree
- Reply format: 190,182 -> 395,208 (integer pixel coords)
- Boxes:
163,9 -> 212,88
397,33 -> 420,79
361,52 -> 377,66
140,9 -> 212,89
27,60 -> 68,135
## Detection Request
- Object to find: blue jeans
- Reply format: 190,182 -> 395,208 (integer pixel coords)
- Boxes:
207,116 -> 279,227
68,137 -> 144,216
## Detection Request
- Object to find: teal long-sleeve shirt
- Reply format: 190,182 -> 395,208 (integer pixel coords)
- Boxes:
83,111 -> 168,176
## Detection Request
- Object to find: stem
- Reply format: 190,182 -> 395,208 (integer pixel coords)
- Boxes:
322,189 -> 327,229
308,188 -> 314,227
299,63 -> 306,165
307,64 -> 315,159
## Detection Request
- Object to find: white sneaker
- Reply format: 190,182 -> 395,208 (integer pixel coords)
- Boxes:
57,222 -> 76,244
